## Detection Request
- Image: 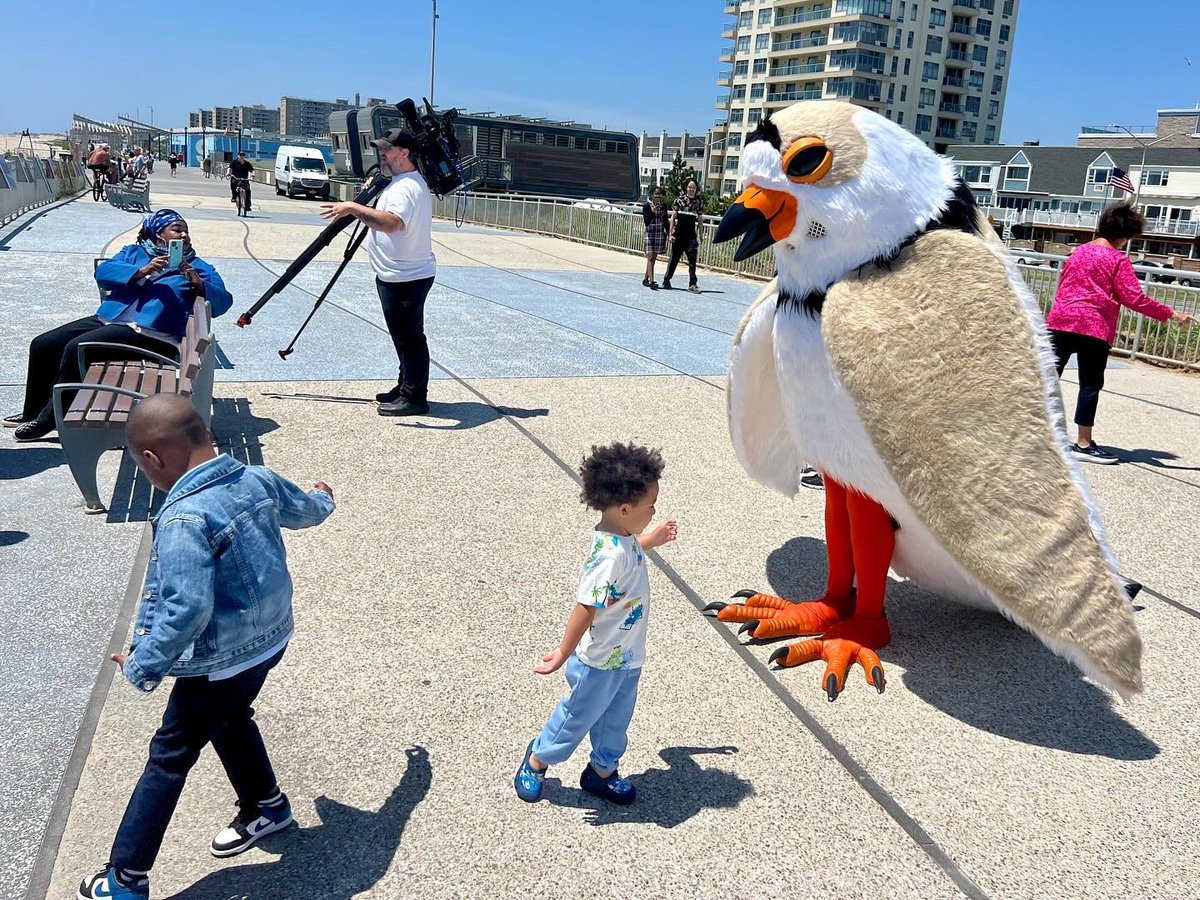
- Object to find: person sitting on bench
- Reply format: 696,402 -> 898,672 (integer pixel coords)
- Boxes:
7,209 -> 232,442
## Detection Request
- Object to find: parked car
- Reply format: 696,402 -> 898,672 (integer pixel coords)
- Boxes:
571,198 -> 615,210
1133,260 -> 1174,284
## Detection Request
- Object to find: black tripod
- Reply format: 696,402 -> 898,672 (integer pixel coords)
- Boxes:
236,169 -> 388,359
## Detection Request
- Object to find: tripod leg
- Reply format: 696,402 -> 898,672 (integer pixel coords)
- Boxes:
278,226 -> 371,359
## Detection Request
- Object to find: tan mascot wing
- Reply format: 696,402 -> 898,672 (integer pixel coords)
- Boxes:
707,100 -> 1141,700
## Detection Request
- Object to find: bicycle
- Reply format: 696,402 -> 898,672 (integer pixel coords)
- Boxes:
90,166 -> 106,202
232,176 -> 250,217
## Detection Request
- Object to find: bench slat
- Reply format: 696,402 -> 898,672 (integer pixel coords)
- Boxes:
63,363 -> 108,425
83,363 -> 124,426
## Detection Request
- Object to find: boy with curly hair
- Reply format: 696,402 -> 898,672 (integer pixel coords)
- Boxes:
515,442 -> 677,805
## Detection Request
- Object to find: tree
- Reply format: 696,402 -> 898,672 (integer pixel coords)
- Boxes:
662,154 -> 702,205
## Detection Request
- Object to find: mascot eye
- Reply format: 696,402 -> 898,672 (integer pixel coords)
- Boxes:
784,142 -> 833,184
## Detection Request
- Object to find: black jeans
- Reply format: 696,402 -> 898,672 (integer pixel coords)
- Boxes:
20,316 -> 179,422
110,648 -> 285,872
664,239 -> 698,287
376,276 -> 435,403
1050,329 -> 1110,428
231,177 -> 251,208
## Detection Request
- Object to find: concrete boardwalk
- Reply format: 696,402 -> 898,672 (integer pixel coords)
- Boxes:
3,167 -> 1198,900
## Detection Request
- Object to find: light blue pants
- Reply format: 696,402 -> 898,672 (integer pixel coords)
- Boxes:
532,654 -> 642,773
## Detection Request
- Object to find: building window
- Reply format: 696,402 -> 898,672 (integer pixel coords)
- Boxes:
748,108 -> 763,124
734,86 -> 747,99
730,108 -> 744,123
988,99 -> 999,118
916,114 -> 932,133
756,33 -> 770,50
758,8 -> 772,25
725,156 -> 740,171
1002,0 -> 1014,14
959,165 -> 992,184
734,60 -> 749,76
752,58 -> 767,75
961,121 -> 977,141
728,133 -> 743,149
929,8 -> 946,27
906,31 -> 914,48
750,83 -> 765,99
973,45 -> 989,64
737,35 -> 750,51
969,70 -> 984,89
979,0 -> 994,9
992,74 -> 1003,93
926,35 -> 943,54
900,85 -> 907,101
710,163 -> 722,174
739,10 -> 752,27
888,82 -> 896,101
723,179 -> 738,195
922,61 -> 940,79
919,87 -> 936,106
975,18 -> 992,37
897,111 -> 904,125
903,58 -> 911,75
999,23 -> 1010,42
1088,168 -> 1109,185
1141,169 -> 1169,186
985,124 -> 996,142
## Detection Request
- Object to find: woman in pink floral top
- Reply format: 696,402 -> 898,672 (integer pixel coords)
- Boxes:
1046,205 -> 1194,464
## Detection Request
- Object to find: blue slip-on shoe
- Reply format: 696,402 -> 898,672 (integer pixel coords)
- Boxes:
580,764 -> 637,805
77,866 -> 149,900
210,791 -> 294,858
514,740 -> 546,803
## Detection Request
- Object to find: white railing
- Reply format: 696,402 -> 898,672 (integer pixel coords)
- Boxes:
983,206 -> 1198,238
0,153 -> 89,226
433,191 -> 1200,371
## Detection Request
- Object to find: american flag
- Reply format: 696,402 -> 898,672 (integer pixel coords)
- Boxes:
1109,167 -> 1135,193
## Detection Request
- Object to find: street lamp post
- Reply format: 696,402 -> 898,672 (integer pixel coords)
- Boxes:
430,0 -> 439,105
1109,124 -> 1172,212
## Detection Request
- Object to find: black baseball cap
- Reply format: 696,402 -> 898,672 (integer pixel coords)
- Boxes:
371,128 -> 420,152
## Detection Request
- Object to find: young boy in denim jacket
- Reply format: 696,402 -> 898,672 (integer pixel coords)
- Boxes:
79,394 -> 336,900
515,443 -> 677,805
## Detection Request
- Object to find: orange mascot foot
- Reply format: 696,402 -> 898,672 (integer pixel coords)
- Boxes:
768,614 -> 892,701
703,589 -> 854,640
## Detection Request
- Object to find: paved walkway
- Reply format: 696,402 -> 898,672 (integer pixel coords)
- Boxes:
3,167 -> 1199,900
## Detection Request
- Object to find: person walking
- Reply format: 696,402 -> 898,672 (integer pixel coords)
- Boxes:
168,153 -> 178,177
1046,203 -> 1194,464
663,179 -> 703,293
641,185 -> 668,289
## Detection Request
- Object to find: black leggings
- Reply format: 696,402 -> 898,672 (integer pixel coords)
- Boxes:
20,316 -> 179,422
1049,329 -> 1110,428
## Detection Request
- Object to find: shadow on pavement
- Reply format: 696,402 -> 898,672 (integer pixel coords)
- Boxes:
762,537 -> 1158,761
0,529 -> 29,547
395,401 -> 550,432
543,746 -> 753,827
1117,447 -> 1200,471
169,746 -> 432,900
0,446 -> 64,480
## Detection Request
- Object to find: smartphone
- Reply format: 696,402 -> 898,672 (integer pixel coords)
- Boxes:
167,239 -> 183,269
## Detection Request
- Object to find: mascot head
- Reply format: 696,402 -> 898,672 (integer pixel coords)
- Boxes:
715,101 -> 965,294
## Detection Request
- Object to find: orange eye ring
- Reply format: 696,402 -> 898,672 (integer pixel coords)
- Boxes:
783,138 -> 833,184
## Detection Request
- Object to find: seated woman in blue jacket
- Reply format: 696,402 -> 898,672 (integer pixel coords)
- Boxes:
8,209 -> 232,441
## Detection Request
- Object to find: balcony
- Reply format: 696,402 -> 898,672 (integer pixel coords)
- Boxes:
936,127 -> 960,139
939,102 -> 965,114
719,49 -> 734,63
722,26 -> 736,39
771,36 -> 829,53
943,75 -> 965,87
950,22 -> 971,34
767,89 -> 823,104
714,118 -> 729,127
724,1 -> 739,12
775,8 -> 832,29
718,71 -> 733,86
770,62 -> 826,77
946,49 -> 969,61
715,94 -> 731,109
952,0 -> 978,12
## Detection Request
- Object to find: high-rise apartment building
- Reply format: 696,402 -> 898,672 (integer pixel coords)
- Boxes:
236,104 -> 281,132
279,96 -> 353,138
211,106 -> 238,130
709,0 -> 1020,194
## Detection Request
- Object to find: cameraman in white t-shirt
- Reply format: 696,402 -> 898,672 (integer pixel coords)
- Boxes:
320,129 -> 436,416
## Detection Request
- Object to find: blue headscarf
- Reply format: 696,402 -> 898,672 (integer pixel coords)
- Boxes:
137,209 -> 195,264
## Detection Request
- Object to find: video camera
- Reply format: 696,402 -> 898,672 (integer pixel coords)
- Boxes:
395,97 -> 463,198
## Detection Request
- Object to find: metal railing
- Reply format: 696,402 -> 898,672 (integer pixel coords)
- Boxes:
431,192 -> 1200,370
0,154 -> 89,227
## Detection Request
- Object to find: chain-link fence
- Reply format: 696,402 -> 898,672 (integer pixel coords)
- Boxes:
434,191 -> 1200,371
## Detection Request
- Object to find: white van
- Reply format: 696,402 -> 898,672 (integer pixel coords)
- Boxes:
274,146 -> 330,199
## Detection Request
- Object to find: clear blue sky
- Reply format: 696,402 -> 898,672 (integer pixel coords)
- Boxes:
1,0 -> 1197,144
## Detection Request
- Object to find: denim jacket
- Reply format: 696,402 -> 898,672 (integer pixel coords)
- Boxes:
95,244 -> 233,339
123,454 -> 335,692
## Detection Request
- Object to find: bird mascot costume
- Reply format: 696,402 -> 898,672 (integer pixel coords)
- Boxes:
704,101 -> 1142,702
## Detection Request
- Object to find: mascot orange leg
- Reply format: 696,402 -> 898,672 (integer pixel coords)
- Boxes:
704,477 -> 894,701
770,486 -> 893,700
704,478 -> 856,636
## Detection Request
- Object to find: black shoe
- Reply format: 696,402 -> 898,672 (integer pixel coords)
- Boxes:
642,278 -> 652,288
799,468 -> 825,490
688,283 -> 700,294
375,385 -> 402,404
1070,442 -> 1118,465
3,412 -> 32,428
378,398 -> 430,417
661,280 -> 673,290
14,417 -> 55,442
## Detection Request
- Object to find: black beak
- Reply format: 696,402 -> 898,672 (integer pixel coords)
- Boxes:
714,186 -> 797,262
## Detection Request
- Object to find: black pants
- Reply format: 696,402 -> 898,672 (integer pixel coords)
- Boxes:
1049,329 -> 1110,428
20,316 -> 179,422
110,649 -> 284,872
664,239 -> 698,287
376,276 -> 435,403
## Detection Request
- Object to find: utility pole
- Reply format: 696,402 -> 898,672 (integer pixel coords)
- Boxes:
430,0 -> 438,105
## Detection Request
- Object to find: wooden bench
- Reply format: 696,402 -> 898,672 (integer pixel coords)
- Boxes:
52,295 -> 215,513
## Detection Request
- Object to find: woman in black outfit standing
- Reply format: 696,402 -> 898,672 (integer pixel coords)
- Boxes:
663,179 -> 703,293
641,185 -> 668,289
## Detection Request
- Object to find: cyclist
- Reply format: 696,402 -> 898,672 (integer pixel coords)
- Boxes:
229,151 -> 254,213
87,144 -> 111,194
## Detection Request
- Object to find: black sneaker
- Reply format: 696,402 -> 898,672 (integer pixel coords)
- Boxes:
1070,442 -> 1118,465
799,468 -> 825,490
14,416 -> 55,442
210,793 -> 294,858
375,385 -> 402,404
661,280 -> 673,290
3,412 -> 32,428
378,398 -> 430,417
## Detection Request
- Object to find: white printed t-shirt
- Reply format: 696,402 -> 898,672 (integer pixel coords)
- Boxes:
574,530 -> 650,671
366,169 -> 436,283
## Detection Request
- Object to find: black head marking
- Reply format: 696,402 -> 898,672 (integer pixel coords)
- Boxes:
746,116 -> 782,151
860,177 -> 982,275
